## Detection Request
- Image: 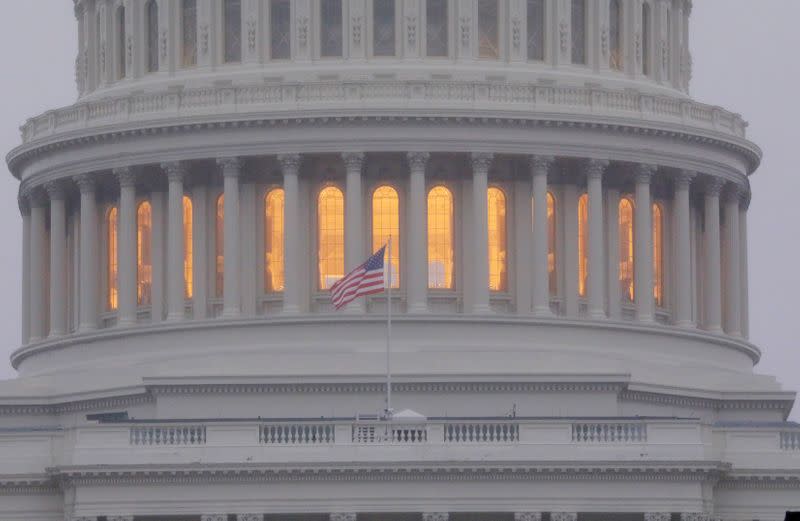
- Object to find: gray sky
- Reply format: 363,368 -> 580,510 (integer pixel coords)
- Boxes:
0,1 -> 798,420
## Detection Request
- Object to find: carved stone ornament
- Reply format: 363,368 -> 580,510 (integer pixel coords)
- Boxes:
635,32 -> 642,64
237,515 -> 264,521
161,161 -> 187,182
585,158 -> 610,179
342,152 -> 365,171
704,177 -> 726,197
529,155 -> 554,177
160,29 -> 168,61
352,16 -> 362,46
217,157 -> 243,177
512,17 -> 521,51
422,513 -> 449,521
278,153 -> 302,174
680,514 -> 710,521
644,514 -> 671,521
200,515 -> 226,521
559,20 -> 569,55
126,35 -> 133,66
407,151 -> 430,171
636,163 -> 658,183
297,16 -> 309,50
200,24 -> 209,56
460,16 -> 471,50
247,18 -> 257,54
470,152 -> 494,172
675,169 -> 697,189
44,180 -> 67,201
514,513 -> 542,521
601,25 -> 609,57
113,166 -> 137,188
551,513 -> 577,521
330,514 -> 356,521
661,40 -> 669,72
406,15 -> 417,48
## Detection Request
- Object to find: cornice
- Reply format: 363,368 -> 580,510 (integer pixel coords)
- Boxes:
0,474 -> 59,496
716,470 -> 800,490
0,391 -> 153,417
619,390 -> 795,419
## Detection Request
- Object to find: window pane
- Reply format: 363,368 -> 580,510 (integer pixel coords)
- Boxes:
107,207 -> 118,310
427,186 -> 453,289
265,189 -> 286,292
488,187 -> 507,292
224,0 -> 242,63
373,0 -> 396,56
609,0 -> 622,70
137,201 -> 153,306
182,0 -> 197,67
571,0 -> 586,64
578,193 -> 588,297
527,0 -> 544,61
270,0 -> 291,60
478,0 -> 499,59
426,0 -> 448,57
183,196 -> 193,299
619,198 -> 635,302
117,7 -> 126,79
642,2 -> 650,75
320,0 -> 343,57
318,186 -> 344,290
547,192 -> 557,296
653,203 -> 664,307
216,194 -> 224,297
146,0 -> 159,72
372,186 -> 400,288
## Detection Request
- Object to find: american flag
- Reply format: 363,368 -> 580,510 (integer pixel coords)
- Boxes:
330,245 -> 386,310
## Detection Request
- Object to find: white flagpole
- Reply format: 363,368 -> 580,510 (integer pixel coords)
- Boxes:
385,237 -> 392,418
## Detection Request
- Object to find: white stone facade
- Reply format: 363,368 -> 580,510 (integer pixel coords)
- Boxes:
1,1 -> 798,520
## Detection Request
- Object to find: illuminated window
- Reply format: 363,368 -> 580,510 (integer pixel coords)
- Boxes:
373,0 -> 396,56
527,0 -> 544,61
215,194 -> 224,298
478,0 -> 499,59
223,0 -> 242,63
619,197 -> 635,302
320,0 -> 343,57
571,0 -> 586,64
426,0 -> 448,57
653,202 -> 664,307
137,201 -> 152,306
116,6 -> 126,79
265,188 -> 285,293
181,0 -> 197,67
609,0 -> 622,70
487,187 -> 507,292
107,206 -> 118,310
318,186 -> 345,290
183,196 -> 193,299
427,186 -> 453,289
547,192 -> 557,296
270,0 -> 291,60
146,0 -> 158,72
578,193 -> 588,297
372,186 -> 400,288
642,2 -> 651,75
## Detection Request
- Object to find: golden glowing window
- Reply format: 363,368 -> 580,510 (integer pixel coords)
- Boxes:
487,187 -> 507,292
107,206 -> 118,311
183,196 -> 193,299
619,197 -> 635,302
137,201 -> 152,306
578,193 -> 588,297
265,188 -> 285,293
427,186 -> 454,289
318,186 -> 344,290
215,194 -> 224,298
547,192 -> 557,296
652,202 -> 664,307
372,186 -> 400,288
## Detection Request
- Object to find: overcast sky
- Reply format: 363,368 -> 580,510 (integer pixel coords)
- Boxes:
0,1 -> 798,420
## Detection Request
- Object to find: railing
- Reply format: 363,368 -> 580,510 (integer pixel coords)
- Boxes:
571,422 -> 647,443
259,424 -> 334,445
780,431 -> 800,450
444,422 -> 519,443
352,423 -> 428,444
129,425 -> 206,446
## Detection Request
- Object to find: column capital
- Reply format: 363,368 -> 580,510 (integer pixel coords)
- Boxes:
27,187 -> 48,208
585,158 -> 610,179
635,163 -> 658,183
644,514 -> 671,521
330,514 -> 357,521
236,515 -> 264,521
704,176 -> 726,197
17,192 -> 30,215
407,151 -> 430,170
44,180 -> 67,201
114,166 -> 137,187
217,156 -> 243,177
551,514 -> 577,521
422,513 -> 449,521
278,153 -> 302,174
530,154 -> 555,175
342,152 -> 365,171
724,182 -> 747,203
161,161 -> 188,183
470,152 -> 494,172
73,173 -> 96,194
675,169 -> 697,189
514,513 -> 542,521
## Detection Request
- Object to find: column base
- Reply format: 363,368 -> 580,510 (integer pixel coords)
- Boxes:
116,318 -> 137,328
636,314 -> 655,323
282,304 -> 301,314
675,320 -> 696,329
471,304 -> 493,315
407,302 -> 428,314
588,309 -> 607,320
77,323 -> 98,334
532,306 -> 554,318
221,308 -> 241,319
165,313 -> 185,322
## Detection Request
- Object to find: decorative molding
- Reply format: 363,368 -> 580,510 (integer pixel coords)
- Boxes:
704,177 -> 726,197
511,18 -> 522,51
0,392 -> 152,417
247,18 -> 257,54
514,513 -> 542,521
200,25 -> 209,56
459,17 -> 471,50
619,389 -> 794,417
676,169 -> 697,189
44,180 -> 67,201
422,513 -> 448,521
470,152 -> 494,172
161,161 -> 187,183
644,514 -> 671,521
330,513 -> 357,521
406,16 -> 417,48
73,173 -> 96,194
237,515 -> 263,521
217,156 -> 243,177
680,514 -> 709,521
407,151 -> 430,171
551,513 -> 577,521
297,16 -> 309,50
636,163 -> 658,183
342,152 -> 365,171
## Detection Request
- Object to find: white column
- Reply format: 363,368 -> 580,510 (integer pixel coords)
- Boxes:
703,178 -> 724,333
191,183 -> 208,319
531,155 -> 554,317
150,191 -> 166,323
75,175 -> 99,332
407,152 -> 429,314
514,169 -> 533,315
723,184 -> 742,337
163,161 -> 186,322
279,154 -> 302,314
20,198 -> 31,345
45,182 -> 68,337
606,187 -> 621,320
674,170 -> 695,328
28,191 -> 46,342
563,183 -> 579,317
634,164 -> 656,322
218,157 -> 242,318
343,152 -> 366,313
115,167 -> 138,327
586,159 -> 608,319
470,152 -> 493,314
739,196 -> 750,338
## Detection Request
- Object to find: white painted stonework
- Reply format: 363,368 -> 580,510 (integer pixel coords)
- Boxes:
2,0 -> 799,520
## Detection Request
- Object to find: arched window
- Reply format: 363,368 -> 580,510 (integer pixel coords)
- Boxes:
609,0 -> 623,70
318,186 -> 345,290
146,0 -> 158,72
642,2 -> 651,76
578,193 -> 588,297
181,0 -> 197,67
183,196 -> 193,299
373,0 -> 396,57
571,0 -> 586,64
527,0 -> 545,61
137,201 -> 152,306
487,187 -> 507,292
320,0 -> 343,57
116,6 -> 126,79
547,192 -> 557,296
223,0 -> 242,63
619,197 -> 635,302
107,206 -> 118,310
426,0 -> 448,57
215,194 -> 224,298
372,186 -> 400,288
652,202 -> 664,307
478,0 -> 499,59
427,186 -> 454,289
265,188 -> 285,292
